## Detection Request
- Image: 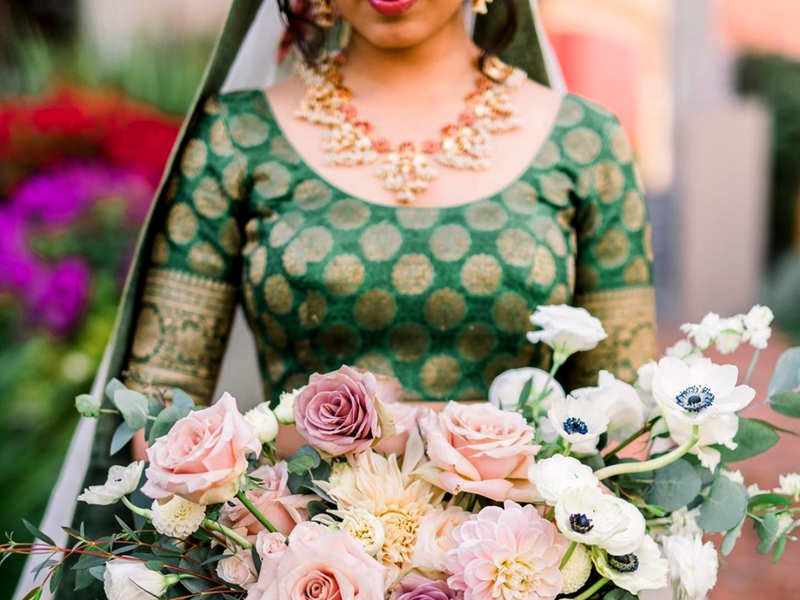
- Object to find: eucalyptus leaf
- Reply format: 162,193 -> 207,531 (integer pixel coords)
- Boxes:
756,512 -> 780,554
769,391 -> 800,418
105,378 -> 125,402
171,388 -> 195,411
721,518 -> 745,556
113,389 -> 149,429
768,347 -> 800,397
22,519 -> 56,546
697,473 -> 747,532
646,459 -> 701,511
773,533 -> 788,563
110,422 -> 137,455
517,376 -> 534,409
148,404 -> 192,443
715,418 -> 779,462
288,446 -> 321,474
88,566 -> 105,582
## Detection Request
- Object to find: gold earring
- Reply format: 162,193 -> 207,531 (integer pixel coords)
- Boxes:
472,0 -> 494,14
311,0 -> 335,27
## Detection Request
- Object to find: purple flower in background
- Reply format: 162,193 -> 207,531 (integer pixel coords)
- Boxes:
392,574 -> 459,600
0,160 -> 153,335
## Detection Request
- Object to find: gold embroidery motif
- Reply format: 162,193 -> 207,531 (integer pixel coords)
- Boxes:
125,268 -> 237,403
567,286 -> 657,387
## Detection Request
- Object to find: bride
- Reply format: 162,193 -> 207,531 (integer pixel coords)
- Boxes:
43,0 -> 656,597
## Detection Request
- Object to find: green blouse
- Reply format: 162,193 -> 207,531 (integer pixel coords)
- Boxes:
123,90 -> 657,404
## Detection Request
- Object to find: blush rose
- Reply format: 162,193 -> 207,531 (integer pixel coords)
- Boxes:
142,393 -> 260,505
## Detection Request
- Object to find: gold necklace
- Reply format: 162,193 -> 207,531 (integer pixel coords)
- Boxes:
295,53 -> 525,204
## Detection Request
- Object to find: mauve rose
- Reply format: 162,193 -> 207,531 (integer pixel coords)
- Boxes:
294,366 -> 393,456
245,522 -> 385,600
220,462 -> 317,536
142,393 -> 260,505
392,574 -> 458,600
419,402 -> 540,502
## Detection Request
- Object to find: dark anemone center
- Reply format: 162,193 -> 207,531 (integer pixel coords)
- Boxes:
563,417 -> 589,435
675,385 -> 715,413
569,513 -> 594,534
608,553 -> 640,573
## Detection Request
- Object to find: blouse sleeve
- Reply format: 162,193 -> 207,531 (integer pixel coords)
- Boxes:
123,96 -> 247,404
565,110 -> 658,386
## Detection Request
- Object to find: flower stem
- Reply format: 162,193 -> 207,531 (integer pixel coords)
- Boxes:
573,577 -> 610,600
121,496 -> 152,520
202,520 -> 253,549
745,348 -> 761,385
603,422 -> 653,460
594,425 -> 700,480
560,541 -> 577,570
236,490 -> 278,533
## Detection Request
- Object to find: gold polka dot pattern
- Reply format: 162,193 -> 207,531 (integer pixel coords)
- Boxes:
138,90 -> 654,405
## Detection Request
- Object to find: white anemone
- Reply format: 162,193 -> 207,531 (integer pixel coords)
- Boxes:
555,486 -> 646,555
547,392 -> 609,454
651,357 -> 754,424
664,412 -> 739,471
592,535 -> 669,595
77,461 -> 144,506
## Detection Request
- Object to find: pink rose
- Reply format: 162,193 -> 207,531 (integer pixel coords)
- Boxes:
420,402 -> 540,502
446,502 -> 566,600
217,550 -> 257,587
294,366 -> 391,456
142,393 -> 260,505
245,522 -> 385,600
220,461 -> 317,536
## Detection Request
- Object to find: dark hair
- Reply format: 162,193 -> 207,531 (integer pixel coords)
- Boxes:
276,0 -> 518,77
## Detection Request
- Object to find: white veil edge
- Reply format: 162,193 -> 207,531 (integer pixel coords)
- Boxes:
15,2 -> 563,597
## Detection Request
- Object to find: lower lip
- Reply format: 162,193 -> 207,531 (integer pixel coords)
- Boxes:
368,0 -> 418,17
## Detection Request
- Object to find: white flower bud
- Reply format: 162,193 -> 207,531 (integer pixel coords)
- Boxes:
560,543 -> 593,594
528,455 -> 599,505
244,402 -> 279,444
274,388 -> 301,425
151,495 -> 205,539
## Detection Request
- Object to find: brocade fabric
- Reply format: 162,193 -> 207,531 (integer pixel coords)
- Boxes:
124,90 -> 656,404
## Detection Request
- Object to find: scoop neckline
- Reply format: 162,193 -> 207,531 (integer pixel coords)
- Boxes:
256,88 -> 568,211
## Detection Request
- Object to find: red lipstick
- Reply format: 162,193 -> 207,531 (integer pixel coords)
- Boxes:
367,0 -> 419,17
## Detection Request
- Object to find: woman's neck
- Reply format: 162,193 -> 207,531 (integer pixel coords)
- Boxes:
342,13 -> 480,101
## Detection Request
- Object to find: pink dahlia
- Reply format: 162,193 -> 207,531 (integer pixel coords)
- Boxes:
446,501 -> 567,600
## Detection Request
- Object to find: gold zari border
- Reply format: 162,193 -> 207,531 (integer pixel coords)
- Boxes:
124,268 -> 237,404
566,286 -> 657,387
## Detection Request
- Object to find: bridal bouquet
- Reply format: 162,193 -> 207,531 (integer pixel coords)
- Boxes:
5,304 -> 800,600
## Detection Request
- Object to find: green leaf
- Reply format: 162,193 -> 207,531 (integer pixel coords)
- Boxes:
171,388 -> 195,411
148,404 -> 192,443
22,519 -> 56,546
748,493 -> 792,510
517,376 -> 534,409
769,347 -> 800,397
20,587 -> 42,600
721,518 -> 745,556
105,378 -> 126,402
715,418 -> 780,462
756,513 -> 780,554
49,564 -> 63,594
697,473 -> 748,532
773,534 -> 788,563
113,389 -> 149,429
110,421 -> 137,455
646,459 -> 702,511
769,391 -> 800,418
288,446 -> 321,474
88,565 -> 106,582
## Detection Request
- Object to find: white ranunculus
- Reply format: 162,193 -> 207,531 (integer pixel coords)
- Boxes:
412,505 -> 471,572
78,461 -> 144,506
527,304 -> 607,359
528,455 -> 599,505
775,473 -> 800,501
664,412 -> 739,471
547,392 -> 609,454
581,370 -> 645,442
151,495 -> 206,539
273,388 -> 300,424
681,313 -> 722,350
592,535 -> 669,595
714,316 -> 746,354
743,304 -> 774,349
555,486 -> 646,555
651,357 -> 755,425
665,339 -> 695,359
104,559 -> 173,600
662,534 -> 718,600
560,543 -> 593,594
488,367 -> 566,412
244,402 -> 279,444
